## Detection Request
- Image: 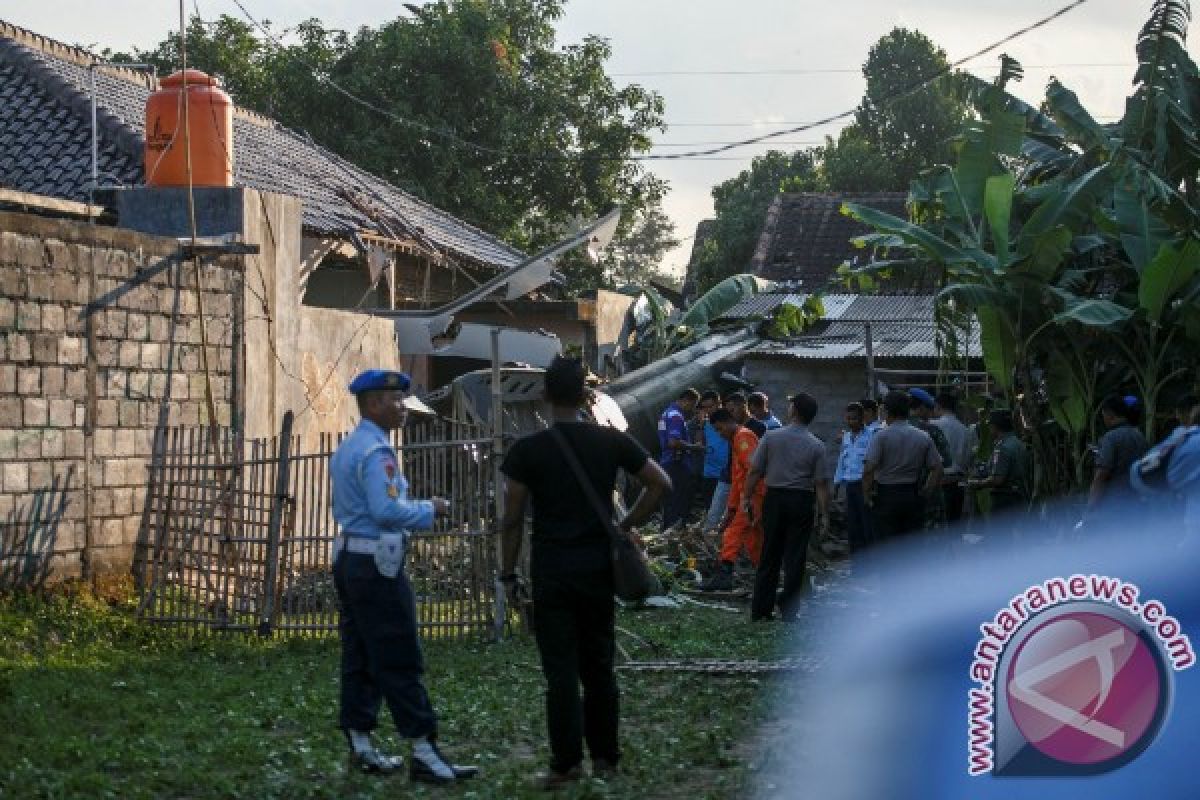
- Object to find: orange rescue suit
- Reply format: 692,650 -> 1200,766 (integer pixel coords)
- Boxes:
721,426 -> 765,565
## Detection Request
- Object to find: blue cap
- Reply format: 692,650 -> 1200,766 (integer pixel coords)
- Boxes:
348,369 -> 411,394
909,388 -> 936,408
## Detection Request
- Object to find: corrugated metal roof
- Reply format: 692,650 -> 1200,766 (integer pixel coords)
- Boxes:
719,292 -> 807,321
721,292 -> 934,324
745,316 -> 981,362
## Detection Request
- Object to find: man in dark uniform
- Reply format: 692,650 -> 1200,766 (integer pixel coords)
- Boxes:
500,356 -> 672,789
1087,394 -> 1149,521
330,369 -> 478,784
969,409 -> 1030,518
863,391 -> 944,540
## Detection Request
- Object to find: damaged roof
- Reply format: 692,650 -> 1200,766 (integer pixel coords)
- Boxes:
750,192 -> 941,292
732,292 -> 981,361
0,20 -> 525,270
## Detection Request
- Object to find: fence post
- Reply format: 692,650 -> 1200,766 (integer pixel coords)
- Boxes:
864,322 -> 876,400
490,329 -> 507,640
258,410 -> 294,637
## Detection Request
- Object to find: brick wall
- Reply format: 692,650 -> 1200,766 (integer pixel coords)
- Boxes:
0,210 -> 241,587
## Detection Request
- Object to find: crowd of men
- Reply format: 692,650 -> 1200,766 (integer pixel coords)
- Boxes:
657,384 -> 1200,614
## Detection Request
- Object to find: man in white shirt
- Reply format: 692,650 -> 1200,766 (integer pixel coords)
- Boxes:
932,392 -> 976,525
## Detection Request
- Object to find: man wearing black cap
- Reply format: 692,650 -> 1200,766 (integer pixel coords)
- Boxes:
330,369 -> 478,784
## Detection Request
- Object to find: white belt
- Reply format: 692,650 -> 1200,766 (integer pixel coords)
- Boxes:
335,534 -> 379,555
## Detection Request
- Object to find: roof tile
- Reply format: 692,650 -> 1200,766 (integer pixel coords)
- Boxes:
0,20 -> 523,270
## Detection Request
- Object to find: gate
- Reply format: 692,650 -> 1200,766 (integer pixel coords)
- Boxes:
137,412 -> 500,638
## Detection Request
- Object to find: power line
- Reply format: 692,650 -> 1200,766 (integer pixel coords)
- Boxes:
613,63 -> 1132,78
227,0 -> 1093,162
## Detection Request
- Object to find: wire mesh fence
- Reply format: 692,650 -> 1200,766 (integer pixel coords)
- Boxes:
137,413 -> 500,639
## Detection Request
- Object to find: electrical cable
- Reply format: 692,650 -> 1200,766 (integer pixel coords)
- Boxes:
227,0 -> 1093,162
612,62 -> 1131,78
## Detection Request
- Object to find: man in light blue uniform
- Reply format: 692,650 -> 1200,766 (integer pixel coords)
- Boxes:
331,369 -> 478,785
834,402 -> 875,551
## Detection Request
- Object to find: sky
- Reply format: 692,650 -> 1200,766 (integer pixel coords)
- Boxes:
5,1 -> 1197,277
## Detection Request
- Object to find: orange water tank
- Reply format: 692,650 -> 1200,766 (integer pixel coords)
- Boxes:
144,69 -> 234,187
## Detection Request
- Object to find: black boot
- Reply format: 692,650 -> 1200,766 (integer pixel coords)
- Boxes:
699,561 -> 734,591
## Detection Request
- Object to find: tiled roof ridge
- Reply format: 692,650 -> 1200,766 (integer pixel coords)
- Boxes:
750,194 -> 785,273
0,19 -> 156,89
780,191 -> 910,201
0,25 -> 146,169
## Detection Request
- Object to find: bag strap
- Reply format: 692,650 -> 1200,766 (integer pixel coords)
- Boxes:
548,425 -> 624,547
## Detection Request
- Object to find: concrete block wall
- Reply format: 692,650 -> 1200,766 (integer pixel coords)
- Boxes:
743,357 -> 872,478
0,211 -> 241,587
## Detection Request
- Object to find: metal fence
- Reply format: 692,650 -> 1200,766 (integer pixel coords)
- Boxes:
137,412 -> 500,639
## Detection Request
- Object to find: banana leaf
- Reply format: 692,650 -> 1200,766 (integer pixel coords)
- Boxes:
842,203 -> 973,267
976,305 -> 1016,392
1016,226 -> 1072,282
1139,238 -> 1200,323
679,273 -> 759,329
1052,297 -> 1134,329
1045,80 -> 1114,155
983,173 -> 1015,265
1019,164 -> 1113,246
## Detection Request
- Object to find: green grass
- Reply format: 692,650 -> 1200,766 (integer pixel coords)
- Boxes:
0,587 -> 795,799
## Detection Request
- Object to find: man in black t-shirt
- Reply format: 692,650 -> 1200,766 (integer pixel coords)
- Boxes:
499,357 -> 671,790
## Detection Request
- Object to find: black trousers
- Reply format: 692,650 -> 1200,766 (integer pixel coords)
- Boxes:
661,460 -> 693,529
532,562 -> 619,773
942,482 -> 966,525
872,483 -> 925,540
843,481 -> 873,551
698,476 -> 719,510
752,488 -> 815,621
333,551 -> 437,739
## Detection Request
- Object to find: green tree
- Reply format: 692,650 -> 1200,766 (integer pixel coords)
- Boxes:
603,204 -> 680,287
853,28 -> 968,191
135,2 -> 667,292
819,125 -> 895,192
693,27 -> 967,291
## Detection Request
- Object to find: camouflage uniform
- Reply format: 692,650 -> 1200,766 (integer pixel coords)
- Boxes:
911,415 -> 953,529
986,433 -> 1030,514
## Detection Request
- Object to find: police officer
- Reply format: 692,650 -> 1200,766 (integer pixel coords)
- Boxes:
969,409 -> 1030,519
331,369 -> 478,784
908,388 -> 953,529
863,391 -> 944,540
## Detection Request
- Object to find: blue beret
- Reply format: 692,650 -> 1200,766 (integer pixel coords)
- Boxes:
909,388 -> 935,408
348,369 -> 411,394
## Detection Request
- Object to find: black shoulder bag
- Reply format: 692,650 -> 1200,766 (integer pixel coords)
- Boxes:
548,425 -> 661,604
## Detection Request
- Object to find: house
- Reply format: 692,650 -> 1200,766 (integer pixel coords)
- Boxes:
0,20 -> 526,295
720,292 -> 986,447
750,192 -> 929,291
0,20 -> 612,427
680,218 -> 714,302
